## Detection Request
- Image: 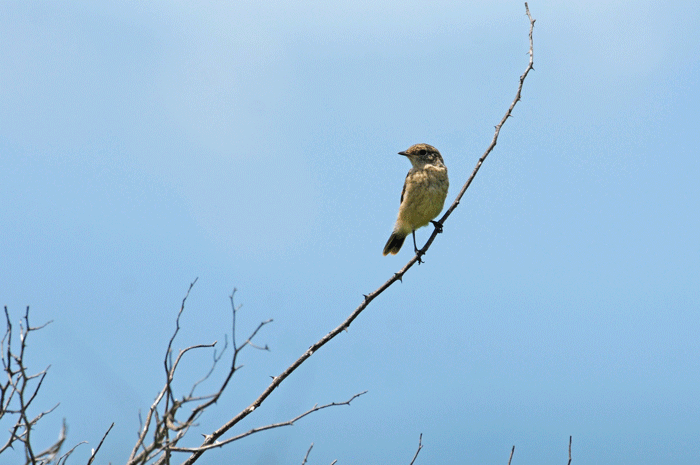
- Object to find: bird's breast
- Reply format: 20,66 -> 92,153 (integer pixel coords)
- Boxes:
397,165 -> 449,230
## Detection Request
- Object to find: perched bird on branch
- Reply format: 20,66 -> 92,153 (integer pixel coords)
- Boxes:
383,143 -> 449,257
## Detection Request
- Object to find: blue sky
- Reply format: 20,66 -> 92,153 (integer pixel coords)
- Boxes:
1,1 -> 699,464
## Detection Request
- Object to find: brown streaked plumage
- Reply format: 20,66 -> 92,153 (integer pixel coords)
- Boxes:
383,143 -> 449,256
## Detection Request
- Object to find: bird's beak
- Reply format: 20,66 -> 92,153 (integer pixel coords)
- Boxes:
398,151 -> 408,156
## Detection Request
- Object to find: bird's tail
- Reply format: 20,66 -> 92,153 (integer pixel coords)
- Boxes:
383,231 -> 407,256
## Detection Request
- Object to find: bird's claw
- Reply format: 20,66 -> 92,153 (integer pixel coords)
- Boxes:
414,249 -> 424,264
431,220 -> 444,233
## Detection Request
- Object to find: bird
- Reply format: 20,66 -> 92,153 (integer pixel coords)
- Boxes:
383,143 -> 449,257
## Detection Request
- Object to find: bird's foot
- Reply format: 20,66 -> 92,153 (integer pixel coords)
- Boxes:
414,248 -> 424,265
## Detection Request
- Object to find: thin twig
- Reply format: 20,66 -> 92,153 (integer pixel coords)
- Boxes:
302,443 -> 314,465
567,436 -> 572,465
508,445 -> 515,465
230,288 -> 240,352
170,392 -> 366,453
408,433 -> 423,465
127,284 -> 275,465
1,307 -> 71,463
164,278 -> 199,405
415,1 -> 536,264
57,440 -> 88,465
86,422 -> 115,465
128,279 -> 204,464
189,335 -> 228,398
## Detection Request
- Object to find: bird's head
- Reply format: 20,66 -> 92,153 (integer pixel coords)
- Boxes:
398,143 -> 444,167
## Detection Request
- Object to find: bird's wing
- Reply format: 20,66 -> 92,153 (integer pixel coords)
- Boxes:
400,171 -> 409,205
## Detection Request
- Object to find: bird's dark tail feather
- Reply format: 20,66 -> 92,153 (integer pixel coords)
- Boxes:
383,232 -> 406,256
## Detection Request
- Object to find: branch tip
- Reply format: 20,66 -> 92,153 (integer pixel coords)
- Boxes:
507,445 -> 516,465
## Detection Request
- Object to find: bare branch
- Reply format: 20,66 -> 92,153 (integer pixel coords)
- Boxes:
567,436 -> 572,465
0,306 -> 67,462
414,2 -> 536,264
31,418 -> 68,464
86,422 -> 115,465
188,335 -> 228,398
169,391 -> 367,453
179,7 -> 536,464
408,433 -> 423,465
171,343 -> 218,378
57,439 -> 88,465
230,288 -> 241,352
301,443 -> 314,465
127,282 -> 276,465
165,278 -> 199,405
508,445 -> 515,465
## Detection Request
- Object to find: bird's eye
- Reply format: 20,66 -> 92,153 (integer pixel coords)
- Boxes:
419,149 -> 427,155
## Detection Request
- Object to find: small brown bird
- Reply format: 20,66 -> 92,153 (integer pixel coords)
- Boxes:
383,143 -> 449,256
